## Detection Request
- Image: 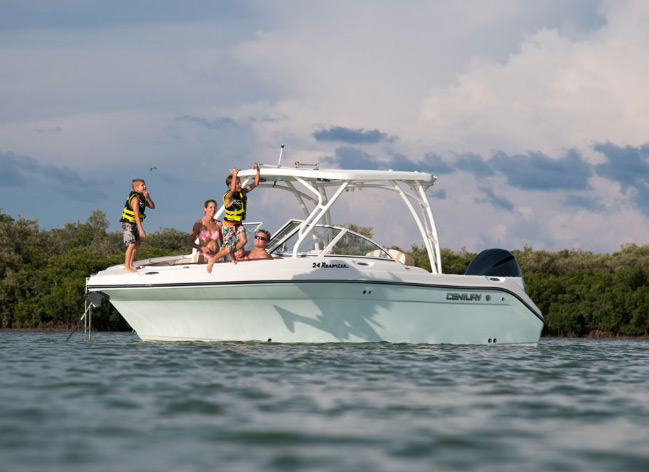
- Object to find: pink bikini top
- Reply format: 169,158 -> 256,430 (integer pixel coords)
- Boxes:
198,229 -> 220,242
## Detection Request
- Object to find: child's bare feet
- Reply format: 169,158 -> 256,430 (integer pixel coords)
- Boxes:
208,246 -> 234,272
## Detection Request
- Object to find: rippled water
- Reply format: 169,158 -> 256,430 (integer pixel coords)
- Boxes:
1,332 -> 649,471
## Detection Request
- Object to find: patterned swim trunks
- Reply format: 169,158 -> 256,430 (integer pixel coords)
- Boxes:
222,224 -> 245,248
121,222 -> 140,245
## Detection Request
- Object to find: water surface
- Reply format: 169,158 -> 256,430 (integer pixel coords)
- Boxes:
1,333 -> 648,471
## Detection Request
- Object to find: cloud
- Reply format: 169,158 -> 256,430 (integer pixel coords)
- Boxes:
34,126 -> 62,133
594,141 -> 649,215
488,149 -> 592,191
417,1 -> 649,156
325,145 -> 593,193
3,1 -> 649,252
421,153 -> 455,175
562,194 -> 606,212
0,1 -> 250,31
174,115 -> 237,129
0,152 -> 29,187
318,142 -> 617,216
323,147 -> 379,169
455,152 -> 496,179
593,142 -> 649,190
323,147 -> 458,176
322,145 -> 594,194
386,152 -> 426,172
430,188 -> 447,200
0,151 -> 107,200
475,184 -> 514,211
313,126 -> 395,144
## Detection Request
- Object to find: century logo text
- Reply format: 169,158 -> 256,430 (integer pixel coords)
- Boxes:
446,293 -> 482,301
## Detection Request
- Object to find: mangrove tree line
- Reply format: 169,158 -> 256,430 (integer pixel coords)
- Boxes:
1,210 -> 648,337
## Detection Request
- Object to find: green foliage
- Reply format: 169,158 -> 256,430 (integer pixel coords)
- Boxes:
406,244 -> 431,272
0,213 -> 44,328
145,227 -> 192,253
1,211 -> 648,337
340,223 -> 374,239
0,209 -> 188,331
441,247 -> 476,274
403,245 -> 475,274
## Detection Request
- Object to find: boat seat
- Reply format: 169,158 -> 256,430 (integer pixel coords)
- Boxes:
389,249 -> 414,266
173,257 -> 195,265
366,249 -> 414,265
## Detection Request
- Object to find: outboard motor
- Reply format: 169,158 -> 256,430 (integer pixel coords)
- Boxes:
465,248 -> 523,278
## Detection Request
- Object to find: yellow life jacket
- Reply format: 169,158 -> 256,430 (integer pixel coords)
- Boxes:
223,190 -> 247,223
120,191 -> 147,222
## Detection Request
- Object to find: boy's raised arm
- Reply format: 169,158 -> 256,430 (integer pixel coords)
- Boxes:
245,163 -> 260,192
144,189 -> 155,209
224,167 -> 238,207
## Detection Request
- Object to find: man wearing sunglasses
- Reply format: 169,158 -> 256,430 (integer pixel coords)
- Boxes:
241,229 -> 272,261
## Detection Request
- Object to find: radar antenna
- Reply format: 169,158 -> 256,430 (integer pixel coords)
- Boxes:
277,144 -> 285,167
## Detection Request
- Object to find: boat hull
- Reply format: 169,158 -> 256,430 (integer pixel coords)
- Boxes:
98,278 -> 543,345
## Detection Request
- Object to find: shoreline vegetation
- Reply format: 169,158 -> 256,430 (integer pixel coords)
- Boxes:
2,210 -> 648,338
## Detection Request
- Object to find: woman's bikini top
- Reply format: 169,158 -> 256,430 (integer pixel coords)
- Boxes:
198,223 -> 220,242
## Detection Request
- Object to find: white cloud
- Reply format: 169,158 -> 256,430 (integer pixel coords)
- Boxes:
233,1 -> 570,135
417,0 -> 649,157
2,0 -> 649,252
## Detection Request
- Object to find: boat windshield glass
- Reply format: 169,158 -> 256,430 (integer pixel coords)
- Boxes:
268,221 -> 392,259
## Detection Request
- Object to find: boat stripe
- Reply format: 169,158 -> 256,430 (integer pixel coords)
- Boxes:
87,279 -> 544,323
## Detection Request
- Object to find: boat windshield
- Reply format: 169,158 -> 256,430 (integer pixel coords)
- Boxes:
268,220 -> 392,259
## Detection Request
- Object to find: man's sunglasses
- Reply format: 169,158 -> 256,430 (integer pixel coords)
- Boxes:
254,235 -> 268,242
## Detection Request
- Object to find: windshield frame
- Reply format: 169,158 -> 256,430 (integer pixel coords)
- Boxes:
268,220 -> 393,260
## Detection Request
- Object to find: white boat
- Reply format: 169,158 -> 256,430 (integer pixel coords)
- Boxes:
85,161 -> 544,345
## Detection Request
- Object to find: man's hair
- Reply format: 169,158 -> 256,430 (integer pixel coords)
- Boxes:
131,178 -> 145,190
204,199 -> 217,208
225,174 -> 241,187
258,229 -> 271,241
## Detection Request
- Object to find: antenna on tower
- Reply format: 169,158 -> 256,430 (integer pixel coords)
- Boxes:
277,144 -> 285,167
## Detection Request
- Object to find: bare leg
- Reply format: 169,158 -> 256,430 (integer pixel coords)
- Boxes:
124,242 -> 140,272
207,245 -> 234,272
235,232 -> 247,251
131,241 -> 141,269
123,245 -> 135,272
206,256 -> 216,273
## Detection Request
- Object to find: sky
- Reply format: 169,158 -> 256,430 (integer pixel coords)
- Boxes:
1,0 -> 649,254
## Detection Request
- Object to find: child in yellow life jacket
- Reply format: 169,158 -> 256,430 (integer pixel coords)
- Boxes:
207,163 -> 260,273
120,178 -> 155,272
